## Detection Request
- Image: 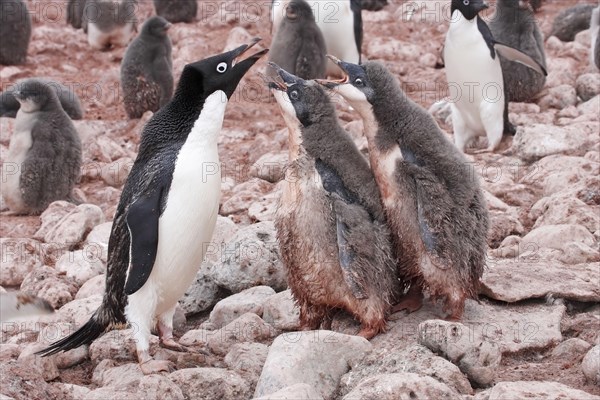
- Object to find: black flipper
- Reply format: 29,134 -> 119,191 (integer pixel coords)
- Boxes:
350,0 -> 363,62
476,16 -> 496,59
315,159 -> 359,204
123,188 -> 163,295
334,209 -> 368,299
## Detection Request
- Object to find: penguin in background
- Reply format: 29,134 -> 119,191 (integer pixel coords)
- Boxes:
360,0 -> 388,12
37,40 -> 268,374
550,4 -> 597,42
121,16 -> 173,119
591,6 -> 600,70
489,0 -> 547,103
83,0 -> 138,50
67,0 -> 88,29
444,0 -> 547,153
268,63 -> 399,338
268,0 -> 327,80
0,292 -> 54,323
271,0 -> 362,76
0,78 -> 84,120
2,80 -> 82,215
320,57 -> 489,321
0,0 -> 31,65
153,0 -> 197,23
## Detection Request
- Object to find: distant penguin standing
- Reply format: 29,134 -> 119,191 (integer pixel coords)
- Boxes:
121,16 -> 173,119
0,79 -> 84,120
268,64 -> 399,338
153,0 -> 197,23
67,0 -> 88,29
550,4 -> 596,42
0,0 -> 31,65
271,0 -> 362,76
2,80 -> 82,215
321,58 -> 489,320
83,0 -> 138,50
37,40 -> 268,374
489,0 -> 547,103
591,6 -> 600,70
269,0 -> 327,80
444,0 -> 546,152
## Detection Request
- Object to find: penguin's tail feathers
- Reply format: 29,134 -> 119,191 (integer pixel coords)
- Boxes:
36,313 -> 109,357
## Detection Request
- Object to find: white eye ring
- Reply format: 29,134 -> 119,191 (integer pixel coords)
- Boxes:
463,0 -> 469,5
290,90 -> 299,100
355,78 -> 363,86
216,62 -> 228,73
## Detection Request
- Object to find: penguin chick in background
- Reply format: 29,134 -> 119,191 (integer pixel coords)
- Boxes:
0,292 -> 54,323
591,6 -> 600,70
0,0 -> 31,65
268,0 -> 327,80
271,0 -> 362,76
489,0 -> 546,103
268,64 -> 399,339
83,0 -> 138,50
444,0 -> 547,153
550,4 -> 596,42
121,16 -> 173,119
37,40 -> 268,375
321,58 -> 489,321
153,0 -> 197,23
1,78 -> 84,120
67,0 -> 88,29
2,80 -> 82,215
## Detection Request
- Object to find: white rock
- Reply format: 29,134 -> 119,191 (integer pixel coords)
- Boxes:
51,383 -> 91,399
578,95 -> 600,116
551,338 -> 592,360
343,373 -> 461,400
204,215 -> 240,264
254,331 -> 372,399
248,191 -> 279,222
54,346 -> 89,369
209,286 -> 275,328
36,202 -> 105,249
138,374 -> 185,400
76,274 -> 105,299
224,342 -> 269,387
179,262 -> 221,315
17,343 -> 59,381
210,222 -> 286,293
20,265 -> 79,308
99,157 -> 133,187
207,312 -> 276,356
520,224 -> 599,264
262,290 -> 301,331
0,360 -> 63,399
169,367 -> 251,400
538,84 -> 577,109
55,250 -> 105,286
482,381 -> 600,399
582,345 -> 600,384
0,238 -> 43,286
250,152 -> 287,183
53,295 -> 102,327
577,73 -> 600,102
92,361 -> 143,388
89,329 -> 143,364
254,383 -> 324,400
84,222 -> 112,264
530,196 -> 600,233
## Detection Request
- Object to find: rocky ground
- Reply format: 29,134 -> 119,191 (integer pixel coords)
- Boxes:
1,0 -> 600,399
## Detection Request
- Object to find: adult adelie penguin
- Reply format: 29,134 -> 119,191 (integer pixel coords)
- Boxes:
321,58 -> 489,320
0,0 -> 31,65
2,80 -> 82,215
83,0 -> 138,50
271,0 -> 362,76
489,0 -> 547,103
444,0 -> 547,152
268,0 -> 327,80
268,64 -> 399,338
37,40 -> 268,374
121,16 -> 173,119
153,0 -> 197,23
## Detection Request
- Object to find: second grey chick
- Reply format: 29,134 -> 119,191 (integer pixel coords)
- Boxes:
83,0 -> 138,50
120,16 -> 173,119
1,79 -> 83,119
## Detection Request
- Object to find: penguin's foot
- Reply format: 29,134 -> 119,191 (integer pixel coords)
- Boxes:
137,350 -> 174,374
159,338 -> 188,352
471,147 -> 495,155
357,326 -> 379,340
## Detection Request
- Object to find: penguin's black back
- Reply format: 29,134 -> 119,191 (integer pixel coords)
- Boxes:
0,0 -> 31,65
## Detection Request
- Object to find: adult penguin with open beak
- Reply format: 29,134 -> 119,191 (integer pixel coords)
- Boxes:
38,39 -> 268,374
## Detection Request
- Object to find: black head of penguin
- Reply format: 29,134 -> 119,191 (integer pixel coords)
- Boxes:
140,15 -> 171,39
451,0 -> 489,20
12,80 -> 61,113
175,38 -> 268,104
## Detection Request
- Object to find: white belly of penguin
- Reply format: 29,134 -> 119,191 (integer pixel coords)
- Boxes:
132,92 -> 225,316
445,12 -> 504,133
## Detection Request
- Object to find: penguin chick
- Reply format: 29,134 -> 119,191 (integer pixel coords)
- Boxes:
153,0 -> 197,23
67,0 -> 88,29
321,58 -> 489,321
271,0 -> 362,76
489,0 -> 547,103
550,4 -> 596,42
0,0 -> 31,65
121,16 -> 173,119
444,0 -> 546,152
0,292 -> 54,323
268,0 -> 327,80
37,40 -> 268,375
268,64 -> 399,339
1,79 -> 84,120
84,0 -> 138,50
591,6 -> 600,70
2,80 -> 82,215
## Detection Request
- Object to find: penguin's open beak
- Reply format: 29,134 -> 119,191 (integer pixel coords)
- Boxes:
230,38 -> 269,69
473,0 -> 489,13
266,62 -> 303,91
163,22 -> 172,31
315,55 -> 351,88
